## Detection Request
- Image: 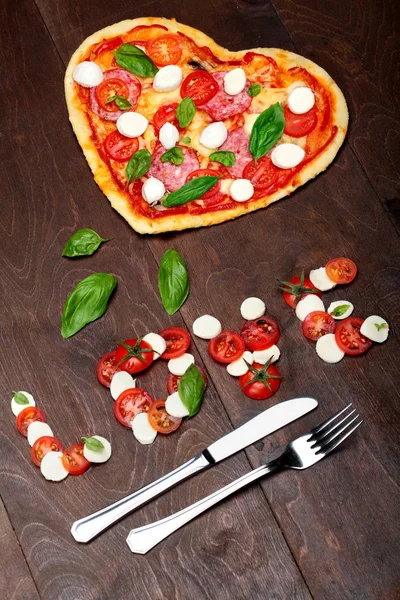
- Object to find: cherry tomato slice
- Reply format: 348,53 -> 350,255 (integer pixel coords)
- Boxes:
31,436 -> 63,467
281,276 -> 322,308
186,167 -> 225,200
114,339 -> 154,374
167,367 -> 208,395
153,103 -> 179,131
243,156 -> 291,198
96,351 -> 120,387
159,327 -> 191,359
128,24 -> 168,43
239,362 -> 281,400
284,105 -> 318,138
16,407 -> 46,437
325,258 -> 358,284
180,70 -> 219,106
335,317 -> 373,356
114,388 -> 154,428
93,37 -> 123,57
148,399 -> 182,434
302,311 -> 336,342
146,34 -> 182,66
208,330 -> 245,363
240,317 -> 280,351
62,443 -> 91,475
95,78 -> 130,112
104,131 -> 138,162
242,52 -> 278,84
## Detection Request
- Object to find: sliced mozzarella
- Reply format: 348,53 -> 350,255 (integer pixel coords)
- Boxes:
316,334 -> 344,364
132,413 -> 157,445
327,301 -> 354,320
230,179 -> 254,202
83,436 -> 112,464
73,61 -> 103,88
159,122 -> 179,150
244,113 -> 259,136
153,65 -> 183,92
165,392 -> 190,418
295,295 -> 325,321
110,371 -> 136,401
27,422 -> 54,447
226,351 -> 253,377
200,122 -> 228,149
360,315 -> 389,343
142,332 -> 167,359
240,297 -> 266,320
271,143 -> 305,169
40,451 -> 69,481
142,177 -> 165,204
192,315 -> 222,339
252,345 -> 280,364
11,391 -> 35,417
224,68 -> 247,95
168,353 -> 195,376
287,87 -> 315,115
309,267 -> 337,291
117,112 -> 148,138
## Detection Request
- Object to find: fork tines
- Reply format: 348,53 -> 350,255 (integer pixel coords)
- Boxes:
308,404 -> 363,455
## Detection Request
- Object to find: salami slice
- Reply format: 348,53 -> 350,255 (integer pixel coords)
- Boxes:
150,146 -> 200,192
219,127 -> 252,177
90,69 -> 141,122
200,72 -> 252,121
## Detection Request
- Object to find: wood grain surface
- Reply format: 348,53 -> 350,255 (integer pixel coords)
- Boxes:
1,0 -> 399,599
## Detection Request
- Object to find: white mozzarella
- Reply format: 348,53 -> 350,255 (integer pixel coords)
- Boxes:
73,61 -> 103,87
244,113 -> 259,136
327,301 -> 354,320
360,315 -> 389,343
309,267 -> 337,291
240,297 -> 265,320
192,315 -> 222,339
168,353 -> 195,376
200,122 -> 228,149
27,422 -> 54,447
230,179 -> 254,202
271,144 -> 305,169
142,177 -> 165,204
226,351 -> 253,377
165,392 -> 190,418
117,112 -> 148,138
316,334 -> 345,364
132,413 -> 157,445
159,122 -> 179,150
40,451 -> 69,482
295,295 -> 325,321
252,345 -> 281,364
153,65 -> 183,92
287,87 -> 315,114
83,436 -> 112,464
110,371 -> 136,401
11,391 -> 35,417
224,68 -> 247,95
142,332 -> 167,359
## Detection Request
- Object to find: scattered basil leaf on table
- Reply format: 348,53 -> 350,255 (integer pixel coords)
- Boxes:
178,364 -> 206,417
82,436 -> 104,451
161,147 -> 184,165
247,83 -> 262,97
176,97 -> 196,128
114,44 -> 158,78
181,136 -> 191,144
163,176 -> 219,207
62,228 -> 111,258
249,102 -> 285,160
126,149 -> 152,182
61,273 -> 117,338
105,95 -> 132,110
330,304 -> 351,317
158,249 -> 189,315
375,322 -> 388,331
12,391 -> 29,405
209,150 -> 236,167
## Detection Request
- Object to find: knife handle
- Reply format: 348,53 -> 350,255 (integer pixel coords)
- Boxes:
71,452 -> 212,543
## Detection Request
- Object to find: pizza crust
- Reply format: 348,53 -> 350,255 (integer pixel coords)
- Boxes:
65,17 -> 348,234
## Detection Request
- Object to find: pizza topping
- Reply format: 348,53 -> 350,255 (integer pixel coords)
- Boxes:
82,436 -> 112,463
201,71 -> 251,120
271,143 -> 305,169
230,179 -> 254,202
240,297 -> 266,320
163,175 -> 219,206
247,83 -> 262,97
200,122 -> 228,149
284,105 -> 318,138
104,131 -> 138,162
249,103 -> 285,161
27,422 -> 54,447
208,150 -> 235,167
181,70 -> 219,105
117,112 -> 148,138
11,391 -> 35,417
89,69 -> 141,121
146,34 -> 182,66
142,332 -> 167,358
316,334 -> 345,364
142,177 -> 165,204
165,392 -> 190,418
243,113 -> 259,136
159,122 -> 179,150
219,127 -> 252,177
149,145 -> 200,192
287,87 -> 315,114
226,350 -> 253,377
252,345 -> 280,364
309,267 -> 337,291
110,371 -> 137,400
40,451 -> 69,482
224,68 -> 247,96
360,315 -> 389,343
126,149 -> 152,182
192,314 -> 222,339
295,294 -> 325,321
161,147 -> 184,165
131,412 -> 158,445
73,61 -> 103,87
168,353 -> 195,376
328,301 -> 354,320
176,97 -> 196,128
114,43 -> 158,77
153,64 -> 183,92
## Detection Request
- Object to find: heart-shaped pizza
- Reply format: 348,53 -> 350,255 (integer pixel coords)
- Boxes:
65,17 -> 348,234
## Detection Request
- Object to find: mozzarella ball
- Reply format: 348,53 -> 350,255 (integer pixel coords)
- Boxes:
287,87 -> 315,114
142,177 -> 165,204
83,436 -> 112,463
360,315 -> 389,343
27,422 -> 54,447
132,413 -> 157,444
165,392 -> 190,418
110,371 -> 137,401
159,122 -> 179,150
142,332 -> 167,358
230,179 -> 254,202
224,68 -> 247,95
117,112 -> 148,138
271,143 -> 305,169
252,345 -> 280,364
200,122 -> 228,149
316,334 -> 344,364
327,301 -> 354,320
153,65 -> 183,92
40,451 -> 69,481
192,315 -> 222,339
226,351 -> 253,376
11,391 -> 35,417
168,353 -> 195,376
295,295 -> 325,321
240,297 -> 266,320
73,61 -> 103,87
309,267 -> 337,291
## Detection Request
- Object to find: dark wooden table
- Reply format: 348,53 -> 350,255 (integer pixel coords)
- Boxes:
1,1 -> 399,599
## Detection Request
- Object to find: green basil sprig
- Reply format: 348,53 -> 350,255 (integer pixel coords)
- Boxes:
105,95 -> 132,110
248,83 -> 262,97
62,228 -> 111,258
12,391 -> 29,405
163,176 -> 219,207
178,364 -> 205,417
330,304 -> 350,317
115,43 -> 158,78
61,273 -> 117,338
249,102 -> 285,160
82,436 -> 104,451
126,149 -> 152,182
158,249 -> 189,315
161,147 -> 184,165
209,150 -> 236,167
176,97 -> 196,128
375,322 -> 388,331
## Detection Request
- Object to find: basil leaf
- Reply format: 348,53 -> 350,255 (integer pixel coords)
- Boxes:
181,136 -> 191,144
178,365 -> 205,418
115,43 -> 158,78
158,249 -> 189,315
375,322 -> 388,331
82,436 -> 104,451
209,150 -> 236,167
61,273 -> 117,338
163,176 -> 219,207
330,304 -> 350,317
126,149 -> 152,182
176,97 -> 196,128
249,102 -> 285,160
105,95 -> 132,110
248,83 -> 262,97
161,147 -> 184,165
62,228 -> 111,258
12,391 -> 29,405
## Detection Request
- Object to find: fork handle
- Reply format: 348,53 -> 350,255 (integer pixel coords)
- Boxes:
126,460 -> 282,554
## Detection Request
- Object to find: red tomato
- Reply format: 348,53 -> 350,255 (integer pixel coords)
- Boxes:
335,317 -> 373,356
280,275 -> 322,308
16,407 -> 46,437
128,24 -> 168,43
243,156 -> 290,198
62,443 -> 91,475
167,367 -> 208,395
159,327 -> 191,359
239,362 -> 281,400
96,351 -> 120,387
325,258 -> 358,284
148,399 -> 182,434
153,103 -> 179,130
93,37 -> 123,57
186,167 -> 226,202
104,131 -> 138,162
115,338 -> 154,374
95,78 -> 130,112
284,105 -> 318,138
208,330 -> 246,363
180,70 -> 219,106
240,317 -> 280,351
302,311 -> 336,341
146,34 -> 182,66
242,52 -> 278,83
114,388 -> 154,428
31,436 -> 63,467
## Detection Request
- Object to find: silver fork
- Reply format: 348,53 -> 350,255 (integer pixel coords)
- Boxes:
126,404 -> 362,554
